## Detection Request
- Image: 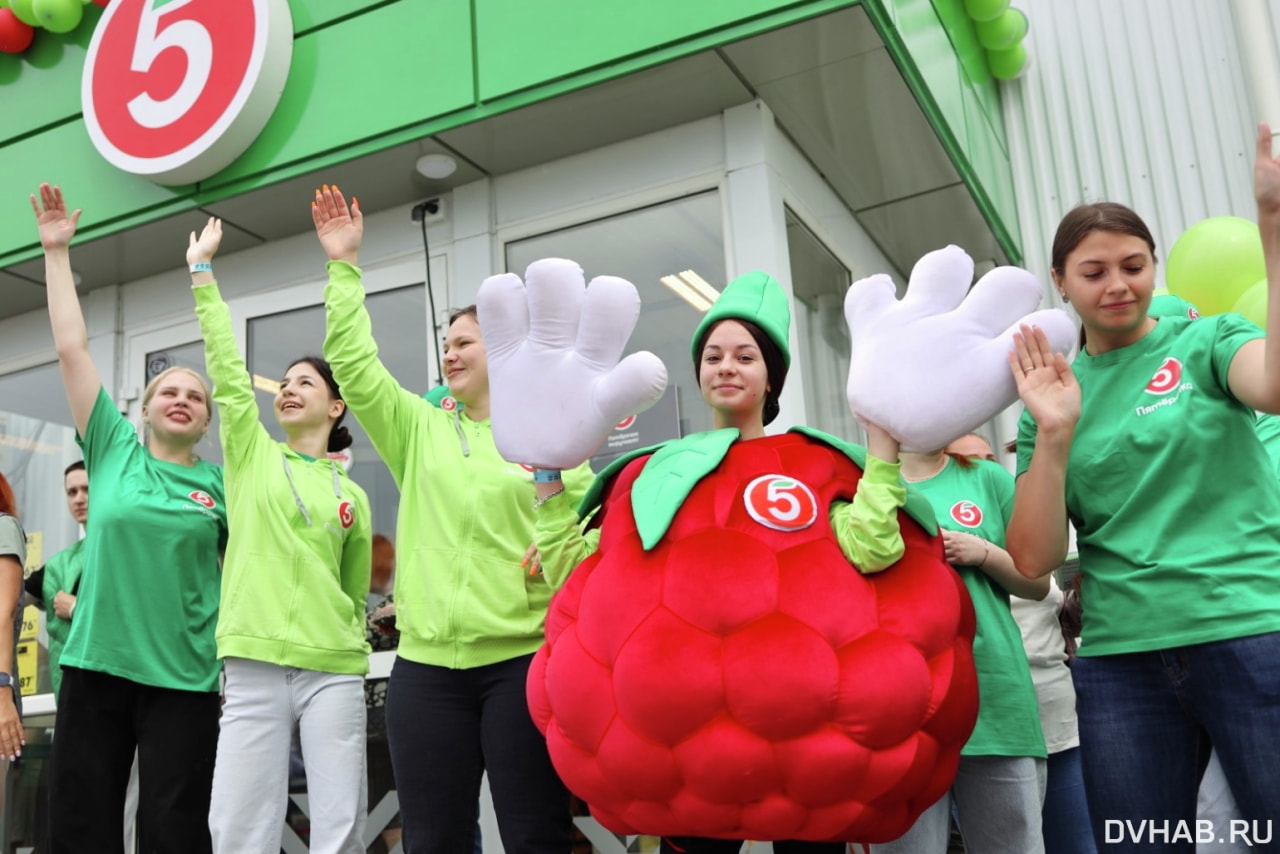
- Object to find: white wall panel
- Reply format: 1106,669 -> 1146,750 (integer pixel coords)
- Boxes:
1003,0 -> 1257,292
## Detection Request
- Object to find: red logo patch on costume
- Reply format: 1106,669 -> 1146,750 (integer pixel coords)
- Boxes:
743,474 -> 818,532
1188,307 -> 1201,319
338,501 -> 354,529
1144,357 -> 1183,395
950,500 -> 983,528
189,491 -> 216,509
615,415 -> 636,431
441,395 -> 458,411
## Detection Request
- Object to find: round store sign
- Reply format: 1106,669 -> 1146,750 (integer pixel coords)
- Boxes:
82,0 -> 293,186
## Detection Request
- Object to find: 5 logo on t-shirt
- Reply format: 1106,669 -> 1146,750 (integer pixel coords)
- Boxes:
338,501 -> 355,530
186,490 -> 219,518
949,500 -> 983,528
1136,356 -> 1194,417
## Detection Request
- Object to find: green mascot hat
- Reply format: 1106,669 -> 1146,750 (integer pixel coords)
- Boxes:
690,271 -> 792,367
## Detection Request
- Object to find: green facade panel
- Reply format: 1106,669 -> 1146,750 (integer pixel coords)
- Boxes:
0,121 -> 195,248
205,0 -> 474,189
0,5 -> 102,146
288,0 -> 394,34
864,0 -> 1021,261
475,0 -> 813,100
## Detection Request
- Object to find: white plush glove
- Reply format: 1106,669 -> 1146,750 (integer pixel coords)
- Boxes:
478,258 -> 669,470
845,245 -> 1077,452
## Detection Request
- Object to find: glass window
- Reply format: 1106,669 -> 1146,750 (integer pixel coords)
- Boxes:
246,285 -> 431,542
786,209 -> 860,443
146,340 -> 223,466
505,192 -> 723,464
0,362 -> 84,703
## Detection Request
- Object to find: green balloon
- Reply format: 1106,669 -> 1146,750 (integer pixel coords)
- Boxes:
8,0 -> 37,26
964,0 -> 1009,23
1233,278 -> 1268,329
976,10 -> 1022,50
0,1 -> 10,9
33,0 -> 80,32
988,43 -> 1028,80
1167,216 -> 1266,316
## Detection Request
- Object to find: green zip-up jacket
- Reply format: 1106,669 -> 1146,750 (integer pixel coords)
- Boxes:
322,261 -> 593,669
196,283 -> 372,675
42,538 -> 84,698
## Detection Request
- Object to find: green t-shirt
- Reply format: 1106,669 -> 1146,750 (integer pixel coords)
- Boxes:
1253,413 -> 1280,482
908,458 -> 1046,758
61,389 -> 228,691
41,539 -> 84,699
1017,314 -> 1280,657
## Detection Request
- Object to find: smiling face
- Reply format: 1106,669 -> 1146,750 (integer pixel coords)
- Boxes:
443,313 -> 489,408
64,467 -> 88,525
142,368 -> 211,445
1055,230 -> 1158,350
274,360 -> 344,432
699,320 -> 770,428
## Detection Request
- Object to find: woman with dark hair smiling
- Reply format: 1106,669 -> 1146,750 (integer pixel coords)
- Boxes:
187,217 -> 374,854
1007,124 -> 1280,848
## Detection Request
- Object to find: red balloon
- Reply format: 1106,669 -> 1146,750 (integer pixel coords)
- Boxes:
0,8 -> 34,54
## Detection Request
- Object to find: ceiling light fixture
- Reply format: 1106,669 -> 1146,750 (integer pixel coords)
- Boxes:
416,153 -> 458,179
660,270 -> 721,313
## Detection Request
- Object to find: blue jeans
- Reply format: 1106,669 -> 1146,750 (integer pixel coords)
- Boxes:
1043,747 -> 1096,854
1073,632 -> 1280,853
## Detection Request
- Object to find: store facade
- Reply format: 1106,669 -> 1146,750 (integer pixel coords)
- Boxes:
0,0 -> 1026,850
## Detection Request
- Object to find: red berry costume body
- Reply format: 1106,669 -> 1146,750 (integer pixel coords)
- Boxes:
527,427 -> 978,843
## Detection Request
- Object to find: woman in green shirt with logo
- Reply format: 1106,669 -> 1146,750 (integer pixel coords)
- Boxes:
1007,124 -> 1280,849
33,183 -> 228,854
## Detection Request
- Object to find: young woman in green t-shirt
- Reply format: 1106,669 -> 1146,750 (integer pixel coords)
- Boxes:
1007,124 -> 1280,846
33,183 -> 228,854
874,449 -> 1049,854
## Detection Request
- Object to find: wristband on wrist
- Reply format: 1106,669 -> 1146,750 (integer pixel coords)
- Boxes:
533,469 -> 562,483
978,540 -> 990,568
190,261 -> 213,274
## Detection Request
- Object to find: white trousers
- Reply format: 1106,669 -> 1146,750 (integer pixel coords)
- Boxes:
209,658 -> 367,854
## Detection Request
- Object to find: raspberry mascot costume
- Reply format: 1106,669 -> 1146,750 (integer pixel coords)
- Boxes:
477,249 -> 1075,846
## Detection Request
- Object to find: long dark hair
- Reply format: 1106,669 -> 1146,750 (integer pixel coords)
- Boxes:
693,318 -> 788,426
287,356 -> 353,453
1051,202 -> 1157,278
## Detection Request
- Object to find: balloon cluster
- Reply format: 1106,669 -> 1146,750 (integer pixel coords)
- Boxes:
963,0 -> 1030,81
0,0 -> 108,56
1167,217 -> 1269,329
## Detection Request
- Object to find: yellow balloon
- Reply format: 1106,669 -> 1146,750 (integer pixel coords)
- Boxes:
1232,278 -> 1267,329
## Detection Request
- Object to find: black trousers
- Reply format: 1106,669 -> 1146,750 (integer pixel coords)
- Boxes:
385,653 -> 572,854
49,666 -> 220,854
662,838 -> 847,853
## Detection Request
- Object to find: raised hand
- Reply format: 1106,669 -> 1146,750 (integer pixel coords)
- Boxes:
1009,323 -> 1081,434
187,217 -> 222,266
1255,122 -> 1280,220
311,185 -> 362,265
845,245 -> 1077,452
30,183 -> 81,250
478,258 -> 668,470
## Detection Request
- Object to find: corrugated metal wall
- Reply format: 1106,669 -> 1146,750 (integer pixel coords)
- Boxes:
1001,0 -> 1259,295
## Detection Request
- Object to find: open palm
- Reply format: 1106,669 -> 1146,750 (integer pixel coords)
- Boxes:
311,184 -> 362,264
30,183 -> 80,250
1255,123 -> 1280,219
1009,324 -> 1081,432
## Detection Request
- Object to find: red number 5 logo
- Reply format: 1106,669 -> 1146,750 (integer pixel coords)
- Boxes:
949,500 -> 983,528
743,474 -> 818,532
338,501 -> 355,530
83,0 -> 293,185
